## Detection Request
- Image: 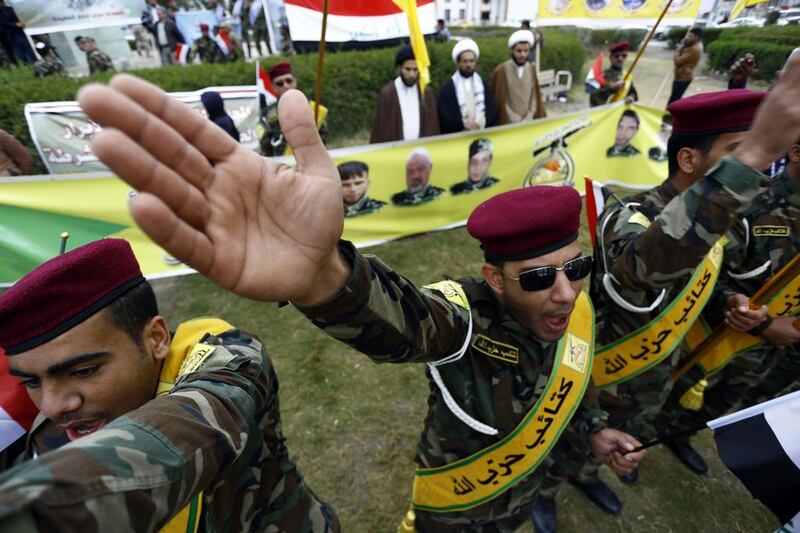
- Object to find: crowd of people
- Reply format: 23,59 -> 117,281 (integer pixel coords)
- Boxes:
0,7 -> 798,533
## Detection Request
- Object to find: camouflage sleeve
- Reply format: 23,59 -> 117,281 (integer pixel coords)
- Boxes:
604,155 -> 768,291
569,382 -> 608,437
0,330 -> 269,532
297,241 -> 471,364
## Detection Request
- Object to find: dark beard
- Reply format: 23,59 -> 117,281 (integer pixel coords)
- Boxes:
458,68 -> 474,78
513,56 -> 528,66
401,76 -> 417,87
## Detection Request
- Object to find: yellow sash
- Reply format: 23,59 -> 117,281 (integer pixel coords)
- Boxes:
411,292 -> 594,513
157,318 -> 235,533
686,270 -> 800,376
593,240 -> 725,388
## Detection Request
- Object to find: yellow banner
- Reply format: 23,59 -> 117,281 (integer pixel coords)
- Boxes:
539,0 -> 702,20
0,104 -> 668,285
411,293 -> 594,512
593,240 -> 725,388
686,271 -> 800,376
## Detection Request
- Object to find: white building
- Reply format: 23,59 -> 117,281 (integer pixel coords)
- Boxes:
435,0 -> 521,25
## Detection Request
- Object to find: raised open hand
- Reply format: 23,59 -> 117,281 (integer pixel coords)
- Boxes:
78,75 -> 347,304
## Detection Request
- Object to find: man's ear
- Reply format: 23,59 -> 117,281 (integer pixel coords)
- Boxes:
143,316 -> 171,362
676,146 -> 702,175
788,143 -> 800,164
481,264 -> 505,296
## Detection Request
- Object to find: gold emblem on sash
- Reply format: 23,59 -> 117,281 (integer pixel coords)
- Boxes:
410,293 -> 594,512
593,240 -> 724,388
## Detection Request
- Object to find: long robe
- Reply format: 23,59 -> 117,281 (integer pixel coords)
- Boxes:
370,81 -> 440,144
490,59 -> 546,125
436,76 -> 499,135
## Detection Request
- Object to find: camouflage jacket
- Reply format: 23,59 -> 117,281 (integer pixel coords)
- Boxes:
588,65 -> 638,107
0,328 -> 337,533
606,143 -> 641,158
344,195 -> 386,217
86,49 -> 114,75
298,242 -> 606,523
449,176 -> 500,195
591,156 -> 768,417
390,184 -> 444,206
192,35 -> 225,64
260,101 -> 328,157
33,56 -> 65,78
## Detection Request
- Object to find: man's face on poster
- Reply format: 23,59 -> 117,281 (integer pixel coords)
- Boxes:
615,115 -> 639,146
342,172 -> 370,205
406,154 -> 432,193
468,151 -> 492,183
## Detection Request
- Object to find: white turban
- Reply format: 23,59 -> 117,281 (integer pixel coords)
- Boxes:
451,39 -> 480,63
508,30 -> 534,49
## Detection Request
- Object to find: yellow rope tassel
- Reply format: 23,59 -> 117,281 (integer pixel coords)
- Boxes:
679,379 -> 708,411
398,508 -> 416,533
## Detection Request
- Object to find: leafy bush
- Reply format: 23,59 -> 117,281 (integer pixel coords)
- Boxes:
2,30 -> 585,173
716,25 -> 800,46
706,39 -> 795,81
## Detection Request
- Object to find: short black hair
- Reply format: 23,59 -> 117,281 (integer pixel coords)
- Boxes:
338,160 -> 369,181
689,27 -> 703,37
437,18 -> 445,25
620,109 -> 640,128
667,133 -> 717,178
107,281 -> 159,350
521,20 -> 531,28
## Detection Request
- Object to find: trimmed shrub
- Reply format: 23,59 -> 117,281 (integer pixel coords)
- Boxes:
716,25 -> 800,46
706,39 -> 795,81
2,30 -> 585,173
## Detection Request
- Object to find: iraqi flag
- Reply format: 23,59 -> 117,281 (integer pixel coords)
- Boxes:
584,177 -> 613,248
284,0 -> 436,45
585,52 -> 606,93
0,348 -> 38,452
174,43 -> 190,64
215,32 -> 230,56
256,62 -> 277,107
708,389 -> 800,525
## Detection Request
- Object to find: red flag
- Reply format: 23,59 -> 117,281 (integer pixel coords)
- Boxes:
584,177 -> 607,248
174,43 -> 190,64
0,348 -> 38,451
585,52 -> 606,92
256,62 -> 277,107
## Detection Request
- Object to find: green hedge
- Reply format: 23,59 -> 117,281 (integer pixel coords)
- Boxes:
706,40 -> 795,81
2,30 -> 585,174
716,25 -> 800,46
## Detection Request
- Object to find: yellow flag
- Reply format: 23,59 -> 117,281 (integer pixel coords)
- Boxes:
393,0 -> 431,94
731,0 -> 767,19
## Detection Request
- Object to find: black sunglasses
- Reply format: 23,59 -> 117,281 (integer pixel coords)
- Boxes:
613,53 -> 628,59
275,77 -> 295,87
500,256 -> 593,292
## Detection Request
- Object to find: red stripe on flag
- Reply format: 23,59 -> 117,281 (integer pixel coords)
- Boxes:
592,52 -> 606,87
585,177 -> 600,249
284,0 -> 433,16
0,348 -> 38,433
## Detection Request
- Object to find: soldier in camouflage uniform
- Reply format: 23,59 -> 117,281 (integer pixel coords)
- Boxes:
75,36 -> 114,75
449,138 -> 500,195
249,0 -> 271,57
32,42 -> 65,78
192,23 -> 225,64
0,239 -> 339,532
653,135 -> 800,471
260,62 -> 327,157
77,76 -> 650,533
586,41 -> 638,107
339,160 -> 386,217
391,148 -> 445,206
535,90 -> 779,530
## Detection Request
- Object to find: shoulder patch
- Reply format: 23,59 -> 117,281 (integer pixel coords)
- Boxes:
471,334 -> 519,364
627,211 -> 651,228
753,225 -> 790,237
423,280 -> 470,310
178,343 -> 216,377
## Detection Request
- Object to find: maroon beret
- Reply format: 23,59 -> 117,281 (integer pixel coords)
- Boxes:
467,186 -> 582,261
0,239 -> 144,355
199,23 -> 209,30
668,89 -> 766,136
609,41 -> 630,54
269,61 -> 292,81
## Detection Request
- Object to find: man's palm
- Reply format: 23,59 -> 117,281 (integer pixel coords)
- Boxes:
78,75 -> 343,301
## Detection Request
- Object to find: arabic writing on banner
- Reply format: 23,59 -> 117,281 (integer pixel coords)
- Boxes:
538,0 -> 702,22
9,0 -> 146,35
1,103 -> 668,284
25,87 -> 260,174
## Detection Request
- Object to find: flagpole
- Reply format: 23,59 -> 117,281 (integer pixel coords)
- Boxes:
621,0 -> 676,83
313,0 -> 330,125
